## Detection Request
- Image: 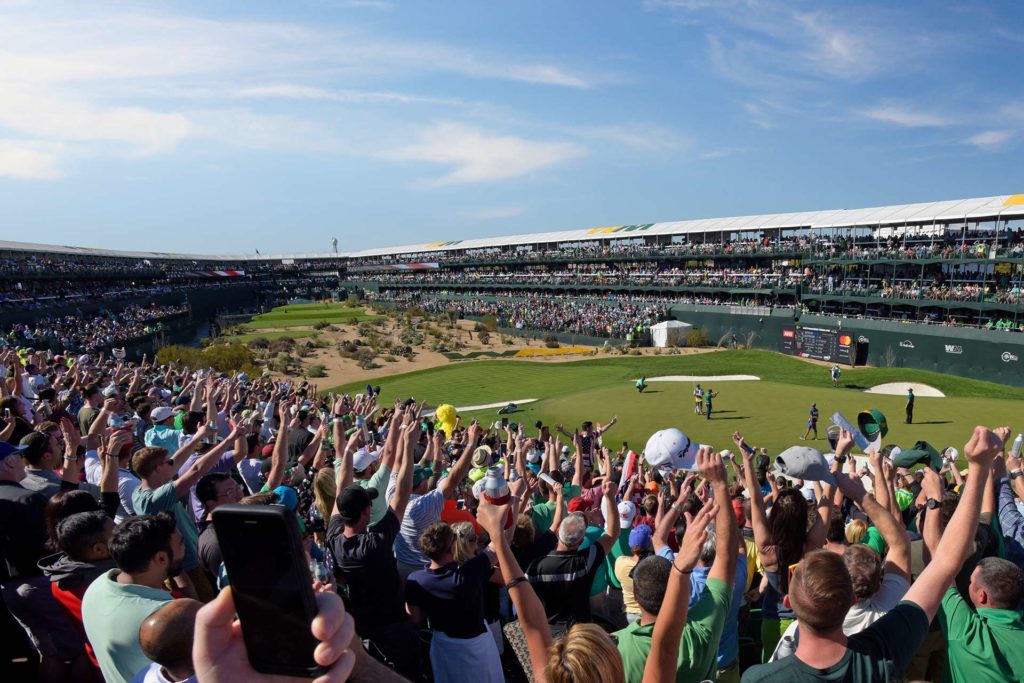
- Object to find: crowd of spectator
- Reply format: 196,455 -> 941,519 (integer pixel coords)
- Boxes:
383,291 -> 670,340
3,304 -> 189,354
0,344 -> 1022,683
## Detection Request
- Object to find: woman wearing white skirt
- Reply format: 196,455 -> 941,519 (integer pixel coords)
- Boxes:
405,521 -> 504,683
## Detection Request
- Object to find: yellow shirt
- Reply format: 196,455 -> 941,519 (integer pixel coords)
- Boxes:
615,555 -> 641,614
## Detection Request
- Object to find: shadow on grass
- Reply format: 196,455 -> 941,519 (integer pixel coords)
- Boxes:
910,421 -> 953,425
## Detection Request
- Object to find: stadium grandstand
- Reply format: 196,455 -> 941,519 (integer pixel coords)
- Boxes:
5,194 -> 1024,381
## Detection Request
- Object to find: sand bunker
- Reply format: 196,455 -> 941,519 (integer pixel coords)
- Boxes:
637,375 -> 761,382
424,399 -> 539,416
864,382 -> 945,398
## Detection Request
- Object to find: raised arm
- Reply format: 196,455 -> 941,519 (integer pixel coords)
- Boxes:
736,432 -> 771,557
389,413 -> 420,523
642,502 -> 716,683
331,430 -> 362,517
598,480 -> 620,554
265,399 -> 292,491
438,420 -> 481,498
903,426 -> 1000,622
653,474 -> 694,554
836,470 -> 911,582
174,423 -> 243,498
700,449 -> 738,584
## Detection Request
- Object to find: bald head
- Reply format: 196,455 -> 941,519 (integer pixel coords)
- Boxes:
139,598 -> 202,679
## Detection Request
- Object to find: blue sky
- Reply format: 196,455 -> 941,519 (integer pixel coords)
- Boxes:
0,0 -> 1022,255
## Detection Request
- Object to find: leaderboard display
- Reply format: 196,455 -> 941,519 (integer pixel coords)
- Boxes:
780,325 -> 854,364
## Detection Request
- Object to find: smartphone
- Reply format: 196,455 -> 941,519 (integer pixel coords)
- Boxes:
538,472 -> 557,488
212,505 -> 324,678
501,417 -> 509,429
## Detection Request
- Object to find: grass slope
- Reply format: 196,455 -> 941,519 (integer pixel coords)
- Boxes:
328,350 -> 1021,459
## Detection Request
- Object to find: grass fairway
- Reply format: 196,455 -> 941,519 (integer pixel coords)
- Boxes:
246,303 -> 382,329
330,350 -> 1023,459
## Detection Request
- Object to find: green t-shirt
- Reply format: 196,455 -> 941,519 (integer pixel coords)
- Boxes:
616,576 -> 732,683
606,527 -> 633,590
132,482 -> 199,571
741,601 -> 929,683
357,463 -> 392,524
581,525 -> 609,597
939,587 -> 1024,683
862,525 -> 885,555
81,569 -> 172,683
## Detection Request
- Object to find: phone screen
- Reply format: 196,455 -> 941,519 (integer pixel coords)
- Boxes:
212,505 -> 323,677
501,417 -> 509,429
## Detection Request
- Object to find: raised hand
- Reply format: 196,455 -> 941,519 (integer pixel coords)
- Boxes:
675,502 -> 717,572
836,471 -> 867,503
964,426 -> 1003,468
921,467 -> 945,501
697,447 -> 727,485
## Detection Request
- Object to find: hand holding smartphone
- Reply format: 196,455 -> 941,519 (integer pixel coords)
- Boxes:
212,504 -> 325,677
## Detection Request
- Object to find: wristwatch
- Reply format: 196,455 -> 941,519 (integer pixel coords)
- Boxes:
926,498 -> 941,510
1010,469 -> 1024,481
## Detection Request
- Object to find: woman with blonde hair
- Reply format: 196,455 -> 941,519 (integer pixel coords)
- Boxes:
311,468 -> 336,541
545,623 -> 624,683
845,518 -> 868,545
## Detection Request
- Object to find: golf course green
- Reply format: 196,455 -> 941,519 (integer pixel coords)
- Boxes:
329,350 -> 1024,461
243,303 -> 383,330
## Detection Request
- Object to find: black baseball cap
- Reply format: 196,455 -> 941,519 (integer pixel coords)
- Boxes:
336,485 -> 378,522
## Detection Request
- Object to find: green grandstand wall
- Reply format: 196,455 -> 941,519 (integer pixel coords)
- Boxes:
668,304 -> 1024,387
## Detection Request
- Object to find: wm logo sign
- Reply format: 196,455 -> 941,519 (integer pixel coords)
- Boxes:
944,345 -> 963,354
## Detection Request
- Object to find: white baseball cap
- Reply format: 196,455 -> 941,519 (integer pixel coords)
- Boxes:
617,500 -> 637,526
643,428 -> 700,472
150,406 -> 173,423
352,447 -> 381,472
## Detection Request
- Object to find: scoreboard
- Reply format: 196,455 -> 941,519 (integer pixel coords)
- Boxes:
780,325 -> 854,364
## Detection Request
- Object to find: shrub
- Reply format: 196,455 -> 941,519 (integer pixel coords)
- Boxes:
312,321 -> 330,330
481,314 -> 498,332
268,338 -> 295,354
246,337 -> 270,350
383,355 -> 398,363
274,352 -> 292,373
355,348 -> 377,370
474,322 -> 487,333
543,332 -> 559,349
306,364 -> 326,378
686,328 -> 712,347
156,343 -> 256,374
652,347 -> 662,355
478,330 -> 491,345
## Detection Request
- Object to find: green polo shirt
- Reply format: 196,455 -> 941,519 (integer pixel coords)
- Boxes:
939,587 -> 1024,683
615,576 -> 731,683
862,525 -> 885,556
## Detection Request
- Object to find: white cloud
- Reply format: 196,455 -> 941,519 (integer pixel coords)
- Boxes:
862,106 -> 954,128
0,140 -> 62,180
652,1 -> 940,92
232,83 -> 461,106
965,130 -> 1013,148
460,206 -> 526,221
387,122 -> 585,185
0,5 -> 598,181
570,123 -> 690,151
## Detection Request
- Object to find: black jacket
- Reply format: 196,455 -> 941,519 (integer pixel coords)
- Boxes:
0,480 -> 49,583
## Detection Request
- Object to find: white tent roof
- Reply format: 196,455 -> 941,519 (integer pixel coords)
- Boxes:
651,320 -> 691,329
1,193 -> 1021,262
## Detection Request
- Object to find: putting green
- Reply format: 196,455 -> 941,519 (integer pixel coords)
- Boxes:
329,350 -> 1023,460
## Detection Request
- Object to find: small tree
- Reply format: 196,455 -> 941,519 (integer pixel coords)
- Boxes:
478,329 -> 491,345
